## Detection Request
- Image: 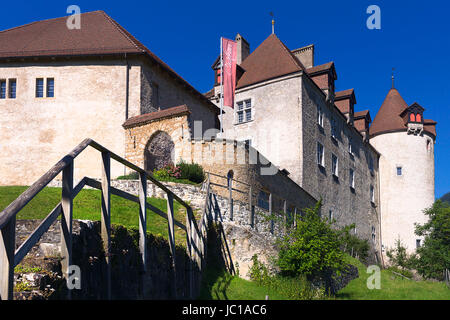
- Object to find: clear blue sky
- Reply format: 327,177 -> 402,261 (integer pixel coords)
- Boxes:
1,0 -> 449,198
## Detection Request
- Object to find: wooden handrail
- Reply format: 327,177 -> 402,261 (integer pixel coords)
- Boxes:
0,138 -> 208,300
0,139 -> 193,229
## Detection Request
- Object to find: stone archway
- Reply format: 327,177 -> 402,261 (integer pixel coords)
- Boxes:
144,131 -> 175,172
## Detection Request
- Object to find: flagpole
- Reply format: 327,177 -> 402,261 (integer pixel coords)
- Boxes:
220,37 -> 224,135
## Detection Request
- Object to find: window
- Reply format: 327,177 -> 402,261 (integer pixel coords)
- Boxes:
332,154 -> 338,176
151,82 -> 159,110
370,185 -> 375,203
331,118 -> 337,139
317,105 -> 324,127
348,137 -> 354,155
396,166 -> 402,176
36,78 -> 44,98
416,239 -> 421,248
257,190 -> 270,210
416,114 -> 422,122
349,168 -> 355,189
46,78 -> 54,98
0,80 -> 5,99
328,210 -> 333,221
317,142 -> 324,167
8,79 -> 16,99
236,99 -> 252,124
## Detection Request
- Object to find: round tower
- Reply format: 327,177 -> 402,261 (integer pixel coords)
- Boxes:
369,87 -> 436,257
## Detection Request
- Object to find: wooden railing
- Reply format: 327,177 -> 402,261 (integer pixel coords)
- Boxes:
0,138 -> 208,300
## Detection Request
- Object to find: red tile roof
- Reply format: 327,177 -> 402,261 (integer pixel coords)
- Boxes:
370,88 -> 437,138
123,105 -> 190,129
0,10 -> 220,114
354,110 -> 370,119
236,34 -> 305,89
335,88 -> 355,100
370,88 -> 409,137
307,62 -> 334,75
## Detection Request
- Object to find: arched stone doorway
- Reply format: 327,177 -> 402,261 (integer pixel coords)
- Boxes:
144,131 -> 175,172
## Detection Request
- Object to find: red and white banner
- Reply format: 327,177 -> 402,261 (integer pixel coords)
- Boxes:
221,38 -> 237,108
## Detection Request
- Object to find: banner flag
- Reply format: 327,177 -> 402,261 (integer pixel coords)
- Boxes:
221,38 -> 237,108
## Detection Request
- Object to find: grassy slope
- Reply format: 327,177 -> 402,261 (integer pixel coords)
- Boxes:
0,186 -> 187,245
336,255 -> 450,300
199,267 -> 290,300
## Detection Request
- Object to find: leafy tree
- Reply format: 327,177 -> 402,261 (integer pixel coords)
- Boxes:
337,224 -> 370,261
386,238 -> 412,270
412,200 -> 450,280
276,201 -> 347,279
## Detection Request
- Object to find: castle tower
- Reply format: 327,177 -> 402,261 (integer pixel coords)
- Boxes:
369,87 -> 437,256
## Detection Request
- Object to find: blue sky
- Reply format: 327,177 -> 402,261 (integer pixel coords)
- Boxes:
1,0 -> 449,198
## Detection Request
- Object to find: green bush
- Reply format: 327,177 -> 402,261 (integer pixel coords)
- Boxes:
338,224 -> 370,261
276,201 -> 347,279
153,167 -> 170,180
248,255 -> 326,300
116,172 -> 139,180
386,238 -> 413,270
177,161 -> 205,183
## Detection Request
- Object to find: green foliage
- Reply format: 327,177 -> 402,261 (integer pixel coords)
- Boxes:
338,224 -> 370,261
386,238 -> 414,270
14,265 -> 43,274
177,160 -> 205,183
152,161 -> 205,184
412,200 -> 450,280
116,172 -> 139,180
276,201 -> 347,279
248,255 -> 326,300
248,255 -> 271,285
153,167 -> 171,180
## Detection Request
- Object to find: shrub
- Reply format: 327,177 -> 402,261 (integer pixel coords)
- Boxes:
153,167 -> 170,180
338,224 -> 370,261
386,238 -> 413,270
117,172 -> 139,180
276,201 -> 347,279
177,161 -> 205,183
249,255 -> 326,300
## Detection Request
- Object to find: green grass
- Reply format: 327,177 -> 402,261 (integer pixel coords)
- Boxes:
198,267 -> 292,300
0,186 -> 188,246
336,255 -> 450,300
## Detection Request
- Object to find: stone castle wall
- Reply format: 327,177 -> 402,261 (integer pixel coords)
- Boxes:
301,75 -> 381,263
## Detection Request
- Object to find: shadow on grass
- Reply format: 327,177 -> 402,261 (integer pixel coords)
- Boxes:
197,224 -> 235,300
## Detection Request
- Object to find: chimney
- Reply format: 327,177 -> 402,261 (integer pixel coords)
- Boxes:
292,44 -> 314,68
235,34 -> 250,65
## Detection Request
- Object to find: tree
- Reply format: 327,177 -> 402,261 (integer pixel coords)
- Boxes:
413,200 -> 450,280
276,201 -> 347,279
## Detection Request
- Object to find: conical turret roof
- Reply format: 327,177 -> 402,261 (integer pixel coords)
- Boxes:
370,88 -> 409,137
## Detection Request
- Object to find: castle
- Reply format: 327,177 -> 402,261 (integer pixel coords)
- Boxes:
0,11 -> 436,262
